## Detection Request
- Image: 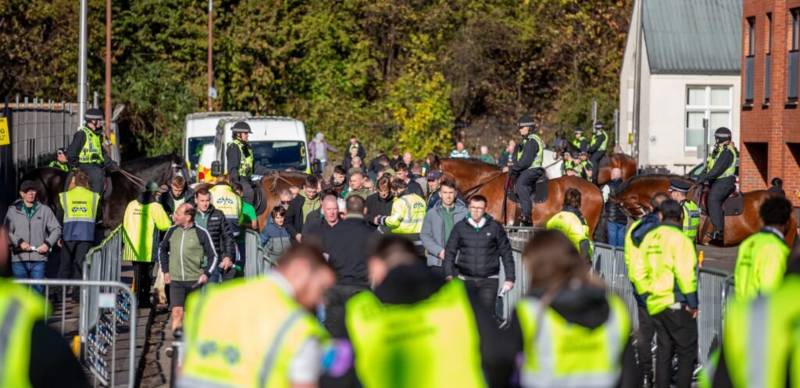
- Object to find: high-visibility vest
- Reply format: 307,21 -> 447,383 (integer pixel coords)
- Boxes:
623,219 -> 647,295
639,225 -> 698,315
546,211 -> 593,257
516,294 -> 630,388
721,275 -> 800,388
681,200 -> 700,242
706,144 -> 738,180
209,184 -> 242,226
78,126 -> 104,165
178,276 -> 329,388
384,193 -> 427,235
59,186 -> 99,241
734,230 -> 789,300
122,200 -> 172,262
0,279 -> 48,388
590,131 -> 608,152
516,134 -> 545,169
563,159 -> 579,174
345,280 -> 486,388
232,139 -> 254,178
571,134 -> 586,151
48,160 -> 69,172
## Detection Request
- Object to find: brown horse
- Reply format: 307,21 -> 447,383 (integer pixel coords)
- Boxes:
611,174 -> 797,246
439,159 -> 604,237
256,171 -> 309,229
596,154 -> 637,186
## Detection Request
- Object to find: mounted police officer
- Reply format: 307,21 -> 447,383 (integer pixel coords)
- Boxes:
226,121 -> 264,206
65,108 -> 117,194
588,121 -> 609,182
48,148 -> 69,172
510,114 -> 545,227
697,127 -> 738,243
569,127 -> 589,154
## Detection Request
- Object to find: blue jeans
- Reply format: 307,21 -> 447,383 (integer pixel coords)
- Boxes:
12,261 -> 46,294
607,222 -> 627,247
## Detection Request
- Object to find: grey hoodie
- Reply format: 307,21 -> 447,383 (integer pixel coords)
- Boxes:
420,201 -> 468,267
4,200 -> 61,262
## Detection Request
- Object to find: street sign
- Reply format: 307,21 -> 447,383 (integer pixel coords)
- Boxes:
0,117 -> 9,146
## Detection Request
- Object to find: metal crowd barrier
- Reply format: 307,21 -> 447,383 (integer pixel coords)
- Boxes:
82,227 -> 123,340
243,229 -> 272,278
15,279 -> 137,388
591,243 -> 640,329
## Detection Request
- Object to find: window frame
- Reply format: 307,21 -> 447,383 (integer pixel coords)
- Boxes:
684,85 -> 733,151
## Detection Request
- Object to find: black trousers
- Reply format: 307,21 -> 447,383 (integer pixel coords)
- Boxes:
463,277 -> 499,320
708,177 -> 735,232
653,308 -> 698,388
514,168 -> 544,217
234,177 -> 255,205
324,284 -> 368,338
133,262 -> 154,308
77,164 -> 105,194
590,151 -> 604,181
59,241 -> 91,280
636,305 -> 656,379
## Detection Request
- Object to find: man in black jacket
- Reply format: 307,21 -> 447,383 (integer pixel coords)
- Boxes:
395,162 -> 425,198
604,168 -> 628,247
365,175 -> 393,230
285,175 -> 321,243
444,195 -> 515,320
323,195 -> 377,337
159,175 -> 194,216
193,187 -> 236,282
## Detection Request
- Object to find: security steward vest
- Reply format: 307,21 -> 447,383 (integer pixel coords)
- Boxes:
48,160 -> 69,172
384,193 -> 427,235
59,186 -> 99,241
178,276 -> 329,388
516,294 -> 630,388
233,139 -> 254,178
590,131 -> 608,153
623,219 -> 647,295
0,279 -> 47,388
721,276 -> 800,388
734,229 -> 789,300
78,126 -> 104,165
639,225 -> 698,315
681,200 -> 700,242
122,200 -> 172,262
209,184 -> 242,226
705,144 -> 738,180
345,280 -> 487,388
516,134 -> 545,169
545,211 -> 593,257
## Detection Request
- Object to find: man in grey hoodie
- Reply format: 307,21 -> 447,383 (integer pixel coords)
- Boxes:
4,181 -> 61,293
420,180 -> 467,278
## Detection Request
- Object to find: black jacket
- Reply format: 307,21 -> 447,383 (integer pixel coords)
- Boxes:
65,129 -> 115,168
511,135 -> 541,173
588,132 -> 608,154
444,217 -> 515,281
159,188 -> 195,216
285,195 -> 319,239
324,216 -> 377,287
705,146 -> 736,182
604,180 -> 628,224
365,193 -> 393,226
195,206 -> 236,260
406,179 -> 425,198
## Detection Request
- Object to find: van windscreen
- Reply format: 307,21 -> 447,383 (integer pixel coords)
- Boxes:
251,141 -> 307,171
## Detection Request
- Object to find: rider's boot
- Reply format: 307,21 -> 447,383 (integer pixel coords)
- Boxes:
519,217 -> 533,227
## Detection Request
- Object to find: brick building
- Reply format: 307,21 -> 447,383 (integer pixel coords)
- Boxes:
741,0 -> 800,204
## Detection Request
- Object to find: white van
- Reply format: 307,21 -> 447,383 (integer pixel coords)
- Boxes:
200,116 -> 310,182
184,111 -> 251,180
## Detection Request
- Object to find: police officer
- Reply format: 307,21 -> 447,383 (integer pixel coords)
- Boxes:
226,121 -> 264,205
65,108 -> 116,193
58,170 -> 99,284
340,235 -> 516,387
545,188 -> 592,259
697,127 -> 738,243
561,152 -> 578,176
569,127 -> 589,154
733,196 -> 792,300
177,244 -> 335,387
639,199 -> 698,388
514,230 -> 637,388
668,179 -> 700,242
577,151 -> 593,180
48,148 -> 69,172
588,121 -> 609,182
375,178 -> 427,253
510,114 -> 545,226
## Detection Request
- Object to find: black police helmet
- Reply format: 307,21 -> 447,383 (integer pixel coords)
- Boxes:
85,108 -> 104,121
714,127 -> 732,141
231,121 -> 252,134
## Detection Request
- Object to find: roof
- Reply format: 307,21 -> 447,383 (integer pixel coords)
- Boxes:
643,0 -> 741,75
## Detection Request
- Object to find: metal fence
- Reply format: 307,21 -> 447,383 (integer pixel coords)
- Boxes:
82,227 -> 124,336
243,229 -> 272,278
591,243 -> 640,329
15,279 -> 136,388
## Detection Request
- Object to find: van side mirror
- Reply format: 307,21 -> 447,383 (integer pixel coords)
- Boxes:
211,161 -> 222,177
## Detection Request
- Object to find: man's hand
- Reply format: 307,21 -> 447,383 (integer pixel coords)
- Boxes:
373,216 -> 381,225
197,274 -> 208,285
501,281 -> 514,294
502,166 -> 509,173
221,257 -> 233,270
164,273 -> 171,284
438,250 -> 445,260
19,241 -> 31,251
57,239 -> 63,248
295,234 -> 302,242
687,307 -> 699,319
36,244 -> 49,254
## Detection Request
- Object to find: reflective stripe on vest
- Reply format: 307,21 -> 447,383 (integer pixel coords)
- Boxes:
59,187 -> 99,241
518,296 -> 629,388
706,144 -> 737,179
571,135 -> 585,150
233,140 -> 254,177
78,126 -> 104,164
48,161 -> 69,172
591,132 -> 608,152
209,185 -> 241,223
681,200 -> 700,241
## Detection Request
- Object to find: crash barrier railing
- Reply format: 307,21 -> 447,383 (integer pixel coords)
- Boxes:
590,243 -> 734,366
500,227 -> 538,324
244,229 -> 273,278
82,227 -> 124,340
169,340 -> 185,388
15,279 -> 136,388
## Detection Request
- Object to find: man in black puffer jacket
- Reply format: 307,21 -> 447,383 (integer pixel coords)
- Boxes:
444,195 -> 515,320
193,187 -> 235,281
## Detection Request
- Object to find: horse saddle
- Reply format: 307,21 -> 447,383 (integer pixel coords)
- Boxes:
699,187 -> 744,216
506,175 -> 549,204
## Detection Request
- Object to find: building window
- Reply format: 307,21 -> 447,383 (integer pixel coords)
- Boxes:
746,17 -> 756,56
789,9 -> 800,101
685,86 -> 732,150
745,17 -> 755,104
765,13 -> 772,103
